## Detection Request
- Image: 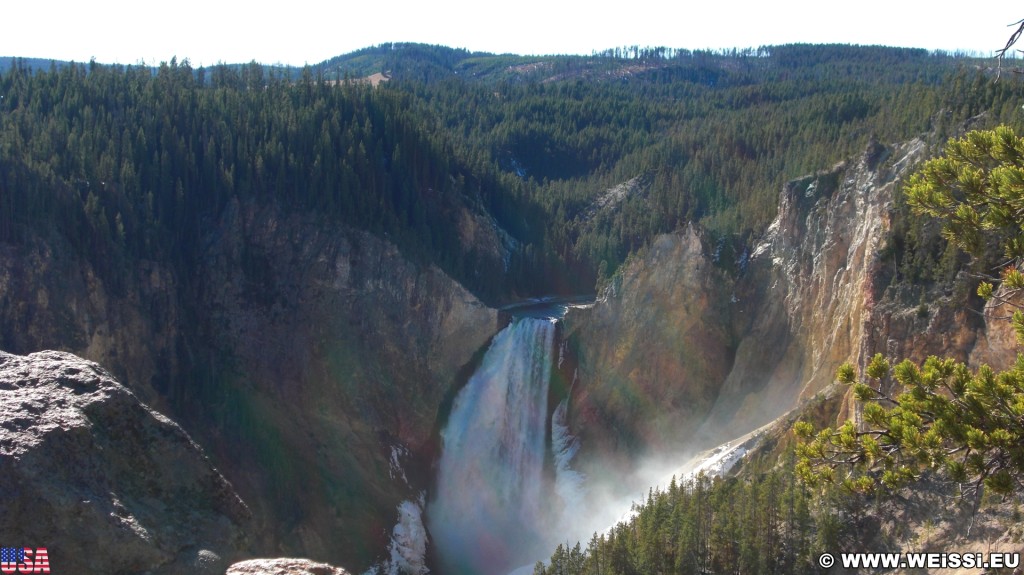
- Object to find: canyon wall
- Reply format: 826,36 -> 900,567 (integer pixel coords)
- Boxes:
194,199 -> 499,567
565,226 -> 732,467
567,136 -> 1018,476
0,199 -> 502,570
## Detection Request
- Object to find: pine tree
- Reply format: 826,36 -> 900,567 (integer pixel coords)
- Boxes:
796,126 -> 1024,498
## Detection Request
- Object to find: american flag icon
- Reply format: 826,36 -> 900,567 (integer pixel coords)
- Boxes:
0,547 -> 24,564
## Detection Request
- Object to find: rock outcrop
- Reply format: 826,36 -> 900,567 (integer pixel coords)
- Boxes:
0,350 -> 251,574
704,139 -> 930,434
226,558 -> 351,575
0,237 -> 184,411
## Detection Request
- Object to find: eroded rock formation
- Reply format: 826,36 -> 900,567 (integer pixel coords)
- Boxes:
194,200 -> 498,566
567,136 -> 1018,477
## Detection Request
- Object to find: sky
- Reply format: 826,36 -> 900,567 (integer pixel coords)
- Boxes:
3,0 -> 1022,67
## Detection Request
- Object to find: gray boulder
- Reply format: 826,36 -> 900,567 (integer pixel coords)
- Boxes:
0,350 -> 251,574
226,558 -> 351,574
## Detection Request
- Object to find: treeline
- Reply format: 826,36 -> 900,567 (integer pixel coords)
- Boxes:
3,46 -> 1023,300
0,57 -> 536,300
381,45 -> 1024,284
534,462 -> 843,575
534,443 -> 998,575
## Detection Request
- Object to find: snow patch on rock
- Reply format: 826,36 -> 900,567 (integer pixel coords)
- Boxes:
380,494 -> 429,575
388,445 -> 410,486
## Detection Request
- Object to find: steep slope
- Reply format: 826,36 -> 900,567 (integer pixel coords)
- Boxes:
704,139 -> 926,433
0,200 -> 499,570
566,135 -> 1019,484
0,58 -> 516,570
565,227 -> 732,466
0,233 -> 185,411
192,199 -> 499,567
5,50 -> 1023,573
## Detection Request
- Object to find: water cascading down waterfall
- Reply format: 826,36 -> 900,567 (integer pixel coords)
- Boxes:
428,316 -> 578,575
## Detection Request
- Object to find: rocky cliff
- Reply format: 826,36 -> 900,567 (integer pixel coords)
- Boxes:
566,136 -> 1018,479
0,349 -> 251,574
0,234 -> 184,411
703,138 -> 926,434
0,199 -> 500,571
565,226 -> 731,467
194,199 -> 498,567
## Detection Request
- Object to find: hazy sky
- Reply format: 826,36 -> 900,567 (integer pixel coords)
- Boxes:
4,1 -> 1022,66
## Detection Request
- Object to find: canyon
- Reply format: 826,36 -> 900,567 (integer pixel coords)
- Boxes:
2,132 -> 1019,574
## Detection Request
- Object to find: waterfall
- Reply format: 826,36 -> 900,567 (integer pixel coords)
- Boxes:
428,316 -> 580,575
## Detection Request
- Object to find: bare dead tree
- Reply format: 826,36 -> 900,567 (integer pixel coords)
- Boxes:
996,18 -> 1024,76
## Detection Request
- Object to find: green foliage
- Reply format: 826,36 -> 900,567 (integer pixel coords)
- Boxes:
535,466 -> 822,575
797,356 -> 1024,496
0,57 -> 536,300
379,45 -> 1023,286
906,126 -> 1024,261
900,126 -> 1024,332
799,125 -> 1024,500
2,48 -> 1021,297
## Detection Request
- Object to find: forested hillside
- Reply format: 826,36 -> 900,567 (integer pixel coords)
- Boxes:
0,57 -> 527,303
4,46 -> 1023,302
349,44 -> 1024,288
533,461 -> 821,575
527,50 -> 1024,573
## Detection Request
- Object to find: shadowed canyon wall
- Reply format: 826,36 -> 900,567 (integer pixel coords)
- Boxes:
0,198 -> 501,569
